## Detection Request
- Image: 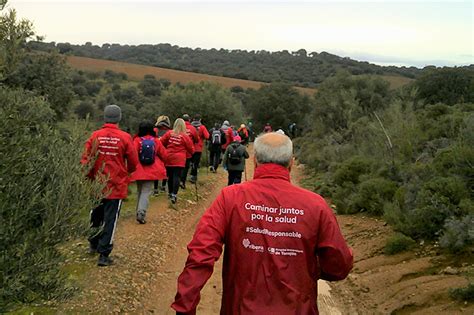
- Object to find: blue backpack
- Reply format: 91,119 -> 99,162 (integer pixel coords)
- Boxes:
139,137 -> 155,165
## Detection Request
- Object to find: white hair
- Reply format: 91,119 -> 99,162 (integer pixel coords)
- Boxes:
254,132 -> 293,167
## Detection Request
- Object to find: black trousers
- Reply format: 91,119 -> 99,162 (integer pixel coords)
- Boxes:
228,170 -> 243,185
167,166 -> 183,195
190,152 -> 202,176
180,158 -> 192,183
89,199 -> 122,257
209,150 -> 220,170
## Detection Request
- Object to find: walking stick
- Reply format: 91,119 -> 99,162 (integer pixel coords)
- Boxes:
205,141 -> 209,175
244,161 -> 248,182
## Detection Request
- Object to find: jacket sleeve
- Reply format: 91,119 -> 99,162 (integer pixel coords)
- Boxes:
80,135 -> 95,166
125,136 -> 139,174
160,131 -> 170,148
171,192 -> 228,314
222,146 -> 229,166
155,138 -> 168,161
243,147 -> 249,159
316,202 -> 353,281
201,126 -> 210,140
184,134 -> 195,156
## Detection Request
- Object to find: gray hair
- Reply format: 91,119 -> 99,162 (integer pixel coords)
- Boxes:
254,132 -> 293,167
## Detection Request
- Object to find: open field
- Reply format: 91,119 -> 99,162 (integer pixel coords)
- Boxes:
66,55 -> 317,95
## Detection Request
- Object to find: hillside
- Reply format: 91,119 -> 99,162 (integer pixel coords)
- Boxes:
30,41 -> 420,88
66,55 -> 317,94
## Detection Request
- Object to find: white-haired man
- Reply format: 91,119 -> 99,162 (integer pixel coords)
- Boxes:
172,132 -> 353,314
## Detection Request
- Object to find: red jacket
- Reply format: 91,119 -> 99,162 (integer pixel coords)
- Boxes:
160,131 -> 195,167
194,124 -> 210,152
222,127 -> 234,150
172,163 -> 353,315
130,135 -> 168,181
81,123 -> 138,199
185,121 -> 199,158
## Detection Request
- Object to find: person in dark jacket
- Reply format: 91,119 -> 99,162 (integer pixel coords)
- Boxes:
172,132 -> 353,314
207,122 -> 226,172
189,114 -> 209,183
222,135 -> 249,185
81,104 -> 138,266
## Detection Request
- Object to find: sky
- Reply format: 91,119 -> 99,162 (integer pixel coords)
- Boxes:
8,0 -> 474,68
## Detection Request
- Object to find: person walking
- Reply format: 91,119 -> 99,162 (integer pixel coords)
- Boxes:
263,122 -> 273,133
189,114 -> 209,183
130,120 -> 167,224
180,114 -> 199,189
237,123 -> 249,145
160,118 -> 194,204
208,122 -> 226,172
222,135 -> 249,185
172,132 -> 353,314
221,120 -> 234,151
81,104 -> 138,266
154,115 -> 172,195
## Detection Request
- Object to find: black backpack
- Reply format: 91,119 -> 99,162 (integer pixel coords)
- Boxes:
211,129 -> 222,145
228,144 -> 242,165
139,137 -> 156,165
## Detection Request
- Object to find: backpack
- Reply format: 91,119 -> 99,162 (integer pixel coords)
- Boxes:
139,137 -> 156,165
228,144 -> 242,165
211,129 -> 222,145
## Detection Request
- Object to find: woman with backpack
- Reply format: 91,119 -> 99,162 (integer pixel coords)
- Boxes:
160,118 -> 195,204
131,120 -> 168,224
222,135 -> 249,185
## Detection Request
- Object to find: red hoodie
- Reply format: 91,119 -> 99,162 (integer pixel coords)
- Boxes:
81,123 -> 138,199
194,124 -> 210,152
160,130 -> 194,167
172,163 -> 353,315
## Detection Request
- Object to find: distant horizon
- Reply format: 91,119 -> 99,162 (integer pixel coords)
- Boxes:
42,40 -> 473,70
11,0 -> 473,68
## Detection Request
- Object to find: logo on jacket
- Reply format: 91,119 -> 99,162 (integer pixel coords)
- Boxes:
242,238 -> 264,252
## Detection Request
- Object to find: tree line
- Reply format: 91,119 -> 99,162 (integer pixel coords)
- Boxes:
28,41 -> 426,88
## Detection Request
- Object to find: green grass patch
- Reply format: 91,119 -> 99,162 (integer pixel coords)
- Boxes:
450,283 -> 474,302
384,233 -> 416,255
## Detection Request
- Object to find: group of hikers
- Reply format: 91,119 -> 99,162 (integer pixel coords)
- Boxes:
81,104 -> 352,314
81,104 -> 252,265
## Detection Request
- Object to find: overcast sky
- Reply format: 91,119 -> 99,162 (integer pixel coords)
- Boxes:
8,0 -> 474,68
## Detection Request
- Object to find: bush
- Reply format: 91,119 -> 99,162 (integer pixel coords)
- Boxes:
353,177 -> 397,215
450,283 -> 474,302
0,87 -> 102,310
384,233 -> 416,255
440,214 -> 474,253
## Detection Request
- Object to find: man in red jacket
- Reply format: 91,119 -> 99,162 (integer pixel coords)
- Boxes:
172,132 -> 353,314
81,104 -> 138,266
189,114 -> 210,183
180,114 -> 199,189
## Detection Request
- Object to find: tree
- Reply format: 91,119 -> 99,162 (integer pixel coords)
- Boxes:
160,81 -> 243,126
0,1 -> 35,81
245,83 -> 312,132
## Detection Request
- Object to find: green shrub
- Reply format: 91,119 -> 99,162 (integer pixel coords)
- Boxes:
440,214 -> 474,253
450,283 -> 474,302
333,156 -> 372,186
384,233 -> 416,255
353,177 -> 398,215
0,87 -> 102,310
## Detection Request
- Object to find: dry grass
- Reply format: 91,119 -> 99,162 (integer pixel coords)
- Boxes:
66,55 -> 317,95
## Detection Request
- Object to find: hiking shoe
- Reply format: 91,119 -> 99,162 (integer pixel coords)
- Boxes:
137,217 -> 146,224
97,255 -> 114,267
189,176 -> 197,184
170,194 -> 177,204
153,189 -> 159,196
160,186 -> 166,192
209,166 -> 214,172
179,182 -> 186,189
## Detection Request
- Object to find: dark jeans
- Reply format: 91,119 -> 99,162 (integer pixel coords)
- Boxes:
180,158 -> 192,183
209,150 -> 220,170
89,199 -> 122,257
190,152 -> 202,176
228,170 -> 243,185
167,166 -> 183,195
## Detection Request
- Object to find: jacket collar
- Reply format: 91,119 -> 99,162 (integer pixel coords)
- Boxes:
253,163 -> 291,182
102,123 -> 119,129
